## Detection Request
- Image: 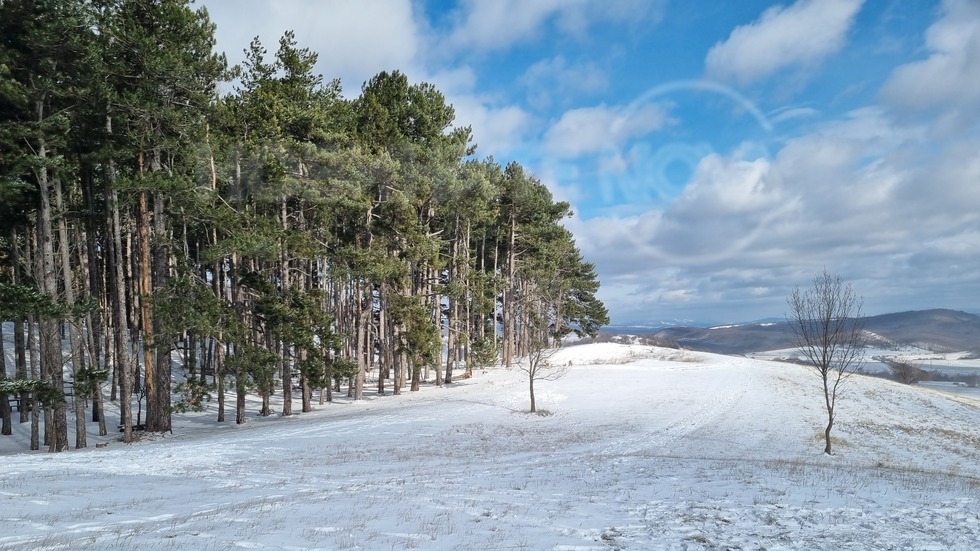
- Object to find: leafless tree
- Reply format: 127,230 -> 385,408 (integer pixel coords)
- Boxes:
883,357 -> 926,385
787,270 -> 865,455
517,341 -> 566,414
516,308 -> 567,414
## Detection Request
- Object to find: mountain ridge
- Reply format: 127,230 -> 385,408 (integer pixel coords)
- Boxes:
603,308 -> 980,354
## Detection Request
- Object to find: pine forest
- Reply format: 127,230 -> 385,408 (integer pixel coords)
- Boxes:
0,0 -> 609,451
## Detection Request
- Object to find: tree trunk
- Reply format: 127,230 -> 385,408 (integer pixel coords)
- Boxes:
14,315 -> 28,423
430,265 -> 442,387
54,176 -> 87,449
28,315 -> 39,451
411,360 -> 421,392
236,380 -> 246,425
280,198 -> 293,416
824,420 -> 833,455
377,284 -> 389,396
35,135 -> 69,452
125,229 -> 140,398
80,163 -> 106,384
261,392 -> 270,417
503,215 -> 517,367
0,323 -> 10,436
217,353 -> 226,423
92,369 -> 107,437
108,171 -> 134,442
355,284 -> 369,401
151,189 -> 172,432
136,181 -> 156,432
10,228 -> 30,423
529,376 -> 536,413
301,349 -> 312,413
824,378 -> 835,455
322,355 -> 332,403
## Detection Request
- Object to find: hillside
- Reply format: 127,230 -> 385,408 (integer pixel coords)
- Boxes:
2,344 -> 979,549
629,308 -> 980,354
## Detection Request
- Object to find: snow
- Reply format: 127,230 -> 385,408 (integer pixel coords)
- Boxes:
2,343 -> 980,550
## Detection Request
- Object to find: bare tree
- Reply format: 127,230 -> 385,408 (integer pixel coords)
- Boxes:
787,270 -> 864,455
517,337 -> 566,414
882,356 -> 926,385
514,300 -> 567,414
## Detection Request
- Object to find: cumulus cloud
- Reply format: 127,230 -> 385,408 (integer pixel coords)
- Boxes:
880,0 -> 980,116
451,96 -> 534,158
446,0 -> 665,52
705,0 -> 863,85
520,56 -> 608,110
422,65 -> 535,159
203,0 -> 422,93
570,107 -> 980,323
543,103 -> 672,158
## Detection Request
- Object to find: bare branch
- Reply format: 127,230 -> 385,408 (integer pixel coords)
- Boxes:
786,270 -> 865,455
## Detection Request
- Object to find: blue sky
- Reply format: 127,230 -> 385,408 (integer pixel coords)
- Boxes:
200,0 -> 980,325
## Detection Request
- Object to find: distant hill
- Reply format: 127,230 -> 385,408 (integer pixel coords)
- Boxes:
602,309 -> 980,354
602,319 -> 717,333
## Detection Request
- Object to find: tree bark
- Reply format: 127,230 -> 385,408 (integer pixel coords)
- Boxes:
108,168 -> 134,442
35,133 -> 69,452
10,228 -> 30,423
529,376 -> 536,413
136,183 -> 157,431
54,176 -> 87,449
151,189 -> 171,432
280,198 -> 293,416
0,323 -> 11,436
354,280 -> 370,401
28,314 -> 39,451
824,378 -> 834,455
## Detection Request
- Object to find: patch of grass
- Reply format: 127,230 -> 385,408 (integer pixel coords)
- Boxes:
932,427 -> 980,447
659,351 -> 703,363
811,429 -> 849,448
591,349 -> 704,365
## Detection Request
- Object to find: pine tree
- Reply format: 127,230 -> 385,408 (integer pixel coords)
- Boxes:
97,0 -> 224,433
0,11 -> 612,449
0,0 -> 100,451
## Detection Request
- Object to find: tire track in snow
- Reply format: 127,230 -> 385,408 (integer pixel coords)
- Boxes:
659,359 -> 750,443
604,359 -> 751,458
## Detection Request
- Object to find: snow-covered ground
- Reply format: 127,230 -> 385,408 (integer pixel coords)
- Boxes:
2,343 -> 980,550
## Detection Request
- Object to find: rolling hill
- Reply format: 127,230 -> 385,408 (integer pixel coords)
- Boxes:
621,309 -> 980,354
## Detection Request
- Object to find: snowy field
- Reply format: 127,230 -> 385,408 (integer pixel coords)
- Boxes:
2,342 -> 980,550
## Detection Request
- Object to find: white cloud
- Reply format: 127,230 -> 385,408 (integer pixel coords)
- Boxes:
203,0 -> 422,94
203,1 -> 532,158
705,0 -> 863,85
769,106 -> 820,124
543,103 -> 672,158
453,97 -> 533,158
677,155 -> 775,215
521,56 -> 608,109
447,0 -> 664,52
422,64 -> 534,159
880,0 -> 980,114
570,106 -> 980,323
447,0 -> 565,51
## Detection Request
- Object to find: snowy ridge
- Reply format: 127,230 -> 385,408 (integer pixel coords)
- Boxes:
2,343 -> 979,550
861,329 -> 898,347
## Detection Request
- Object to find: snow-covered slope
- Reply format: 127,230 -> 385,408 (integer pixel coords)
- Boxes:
2,344 -> 979,550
